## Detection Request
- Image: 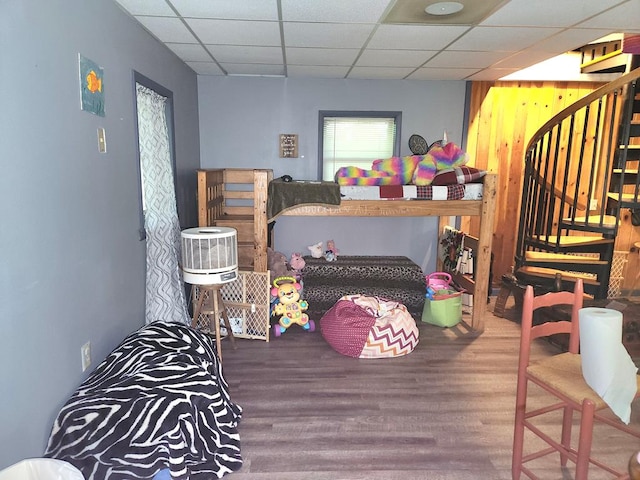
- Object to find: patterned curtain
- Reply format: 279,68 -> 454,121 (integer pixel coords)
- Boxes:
136,83 -> 189,325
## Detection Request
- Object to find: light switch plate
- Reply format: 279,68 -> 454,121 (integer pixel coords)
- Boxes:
97,127 -> 107,153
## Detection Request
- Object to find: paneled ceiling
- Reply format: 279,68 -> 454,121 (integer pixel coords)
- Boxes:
113,0 -> 640,80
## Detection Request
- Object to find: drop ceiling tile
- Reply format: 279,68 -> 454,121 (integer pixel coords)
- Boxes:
166,43 -> 212,62
286,47 -> 360,66
135,16 -> 198,43
577,0 -> 640,31
281,0 -> 391,23
449,26 -> 562,51
187,18 -> 281,45
424,50 -> 507,68
481,0 -> 625,27
493,50 -> 560,69
533,28 -> 616,54
171,0 -> 279,20
284,22 -> 375,48
287,65 -> 351,78
206,45 -> 283,64
368,24 -> 469,50
407,67 -> 480,80
222,63 -> 285,76
113,0 -> 176,16
186,61 -> 225,75
468,68 -> 521,80
347,66 -> 415,79
357,49 -> 436,67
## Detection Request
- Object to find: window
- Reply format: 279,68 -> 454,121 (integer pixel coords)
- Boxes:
319,111 -> 401,181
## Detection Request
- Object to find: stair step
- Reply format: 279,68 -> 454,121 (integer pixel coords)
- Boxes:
620,144 -> 640,160
561,215 -> 618,228
607,192 -> 640,207
524,251 -> 607,265
529,235 -> 613,247
517,266 -> 600,286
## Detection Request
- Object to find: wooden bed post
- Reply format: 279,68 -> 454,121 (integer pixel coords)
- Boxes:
470,173 -> 497,333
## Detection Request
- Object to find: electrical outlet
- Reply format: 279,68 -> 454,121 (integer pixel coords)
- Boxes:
589,198 -> 597,210
81,341 -> 91,372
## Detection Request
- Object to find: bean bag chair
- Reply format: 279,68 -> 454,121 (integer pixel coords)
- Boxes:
320,295 -> 419,358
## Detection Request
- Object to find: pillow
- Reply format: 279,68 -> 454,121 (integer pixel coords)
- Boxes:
432,166 -> 487,185
371,155 -> 423,185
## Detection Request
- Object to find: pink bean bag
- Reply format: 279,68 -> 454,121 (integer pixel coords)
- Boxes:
320,295 -> 419,358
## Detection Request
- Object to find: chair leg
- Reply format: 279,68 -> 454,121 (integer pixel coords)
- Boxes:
574,399 -> 596,480
512,382 -> 528,480
560,404 -> 574,466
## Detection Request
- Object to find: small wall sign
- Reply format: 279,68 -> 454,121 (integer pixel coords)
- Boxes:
279,134 -> 298,158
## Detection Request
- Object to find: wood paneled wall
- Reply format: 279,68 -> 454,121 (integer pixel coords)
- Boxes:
463,80 -> 605,285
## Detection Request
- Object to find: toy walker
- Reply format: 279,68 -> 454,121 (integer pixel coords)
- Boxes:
271,276 -> 315,337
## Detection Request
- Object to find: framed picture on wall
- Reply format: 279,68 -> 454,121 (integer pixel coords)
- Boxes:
79,54 -> 105,117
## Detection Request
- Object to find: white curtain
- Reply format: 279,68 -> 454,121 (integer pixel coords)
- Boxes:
136,83 -> 189,325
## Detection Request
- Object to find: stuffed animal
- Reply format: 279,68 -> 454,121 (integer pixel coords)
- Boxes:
289,253 -> 306,272
267,247 -> 293,278
307,242 -> 323,258
326,239 -> 339,258
270,276 -> 315,337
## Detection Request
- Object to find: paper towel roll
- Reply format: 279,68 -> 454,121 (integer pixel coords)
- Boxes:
579,307 -> 638,424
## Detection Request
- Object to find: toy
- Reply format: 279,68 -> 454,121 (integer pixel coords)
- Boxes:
289,252 -> 306,273
326,239 -> 339,259
307,242 -> 323,258
270,276 -> 315,337
267,247 -> 293,278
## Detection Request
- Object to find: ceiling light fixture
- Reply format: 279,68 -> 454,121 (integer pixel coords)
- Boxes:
425,1 -> 464,16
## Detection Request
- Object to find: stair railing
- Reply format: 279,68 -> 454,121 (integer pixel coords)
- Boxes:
515,67 -> 640,293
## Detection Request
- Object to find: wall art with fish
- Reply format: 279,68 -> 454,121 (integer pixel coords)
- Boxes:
79,54 -> 105,117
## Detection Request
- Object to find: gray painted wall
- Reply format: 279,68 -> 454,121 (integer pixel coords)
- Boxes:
0,0 -> 200,467
197,76 -> 467,271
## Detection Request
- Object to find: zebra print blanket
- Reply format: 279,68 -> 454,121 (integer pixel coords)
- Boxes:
45,322 -> 243,479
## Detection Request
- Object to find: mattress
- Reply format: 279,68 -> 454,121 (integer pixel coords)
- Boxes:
340,183 -> 483,201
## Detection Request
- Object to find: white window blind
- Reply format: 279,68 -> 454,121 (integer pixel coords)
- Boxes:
322,116 -> 397,181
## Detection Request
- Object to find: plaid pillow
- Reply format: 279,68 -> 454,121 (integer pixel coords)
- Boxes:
432,166 -> 486,186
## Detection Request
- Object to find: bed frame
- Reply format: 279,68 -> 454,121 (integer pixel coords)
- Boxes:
198,169 -> 497,333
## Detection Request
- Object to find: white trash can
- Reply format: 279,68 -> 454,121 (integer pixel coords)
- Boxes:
0,459 -> 84,480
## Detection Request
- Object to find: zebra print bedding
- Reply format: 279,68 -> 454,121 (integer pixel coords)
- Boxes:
44,321 -> 243,479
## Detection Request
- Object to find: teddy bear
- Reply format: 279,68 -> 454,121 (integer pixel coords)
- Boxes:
307,242 -> 323,258
267,247 -> 293,278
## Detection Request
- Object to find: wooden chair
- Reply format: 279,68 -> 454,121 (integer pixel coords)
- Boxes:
512,278 -> 640,479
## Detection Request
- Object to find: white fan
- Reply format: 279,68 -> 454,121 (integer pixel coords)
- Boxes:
180,226 -> 238,286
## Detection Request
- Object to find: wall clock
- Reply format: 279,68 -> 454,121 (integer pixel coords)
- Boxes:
408,134 -> 428,155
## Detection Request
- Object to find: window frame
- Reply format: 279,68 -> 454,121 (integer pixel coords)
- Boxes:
317,110 -> 402,181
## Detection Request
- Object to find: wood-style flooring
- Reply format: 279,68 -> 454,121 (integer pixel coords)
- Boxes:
220,300 -> 640,480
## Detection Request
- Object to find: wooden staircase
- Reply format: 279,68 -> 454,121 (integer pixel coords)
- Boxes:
513,56 -> 640,299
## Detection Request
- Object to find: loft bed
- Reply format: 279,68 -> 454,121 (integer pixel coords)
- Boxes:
197,169 -> 497,334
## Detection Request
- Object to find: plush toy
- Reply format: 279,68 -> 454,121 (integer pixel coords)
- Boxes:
412,142 -> 469,186
270,276 -> 315,337
289,253 -> 306,273
267,247 -> 293,278
326,240 -> 339,258
307,242 -> 324,258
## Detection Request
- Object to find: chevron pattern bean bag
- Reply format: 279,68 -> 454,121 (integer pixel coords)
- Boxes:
320,295 -> 419,358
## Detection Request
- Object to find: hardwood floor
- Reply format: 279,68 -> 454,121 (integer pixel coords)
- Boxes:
220,300 -> 640,480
